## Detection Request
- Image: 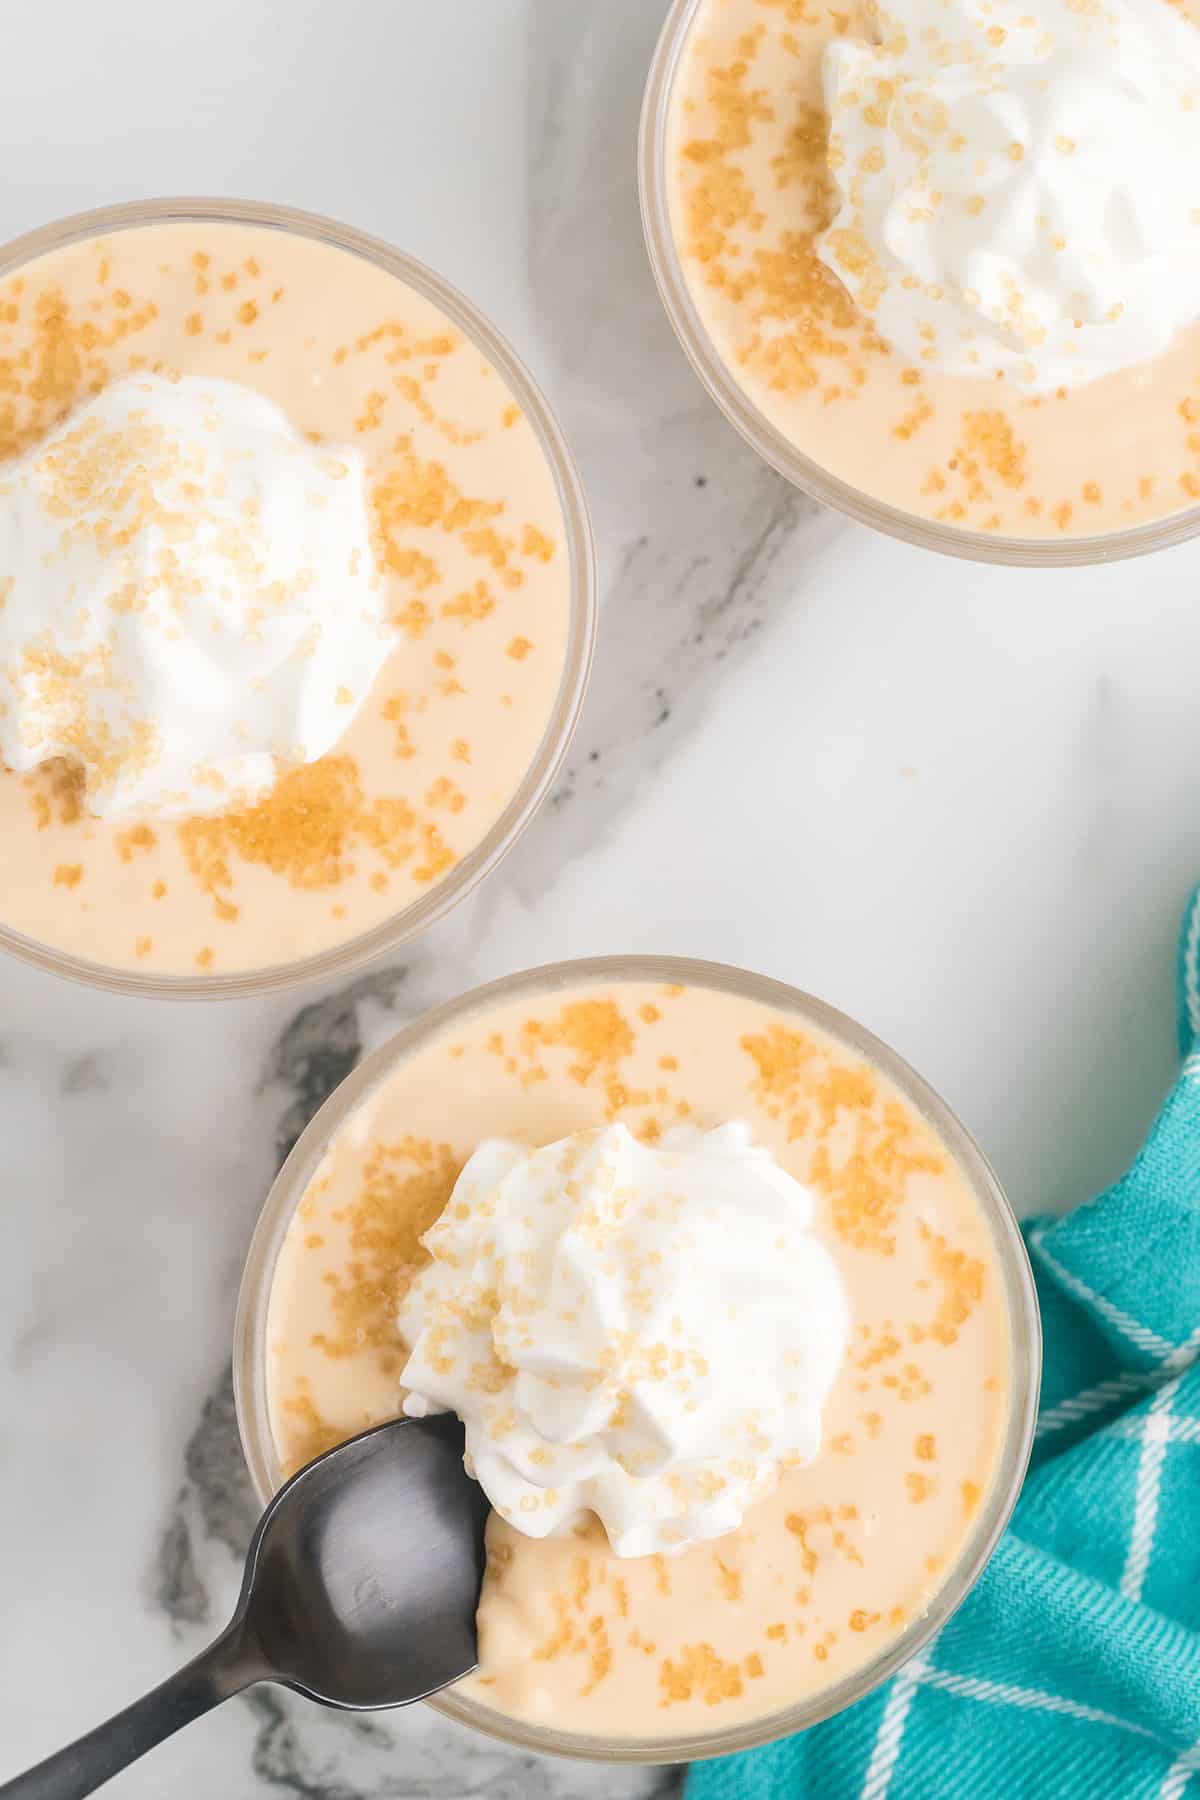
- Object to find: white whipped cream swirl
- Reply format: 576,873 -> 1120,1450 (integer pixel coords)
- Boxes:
817,0 -> 1200,392
397,1121 -> 849,1558
0,374 -> 394,818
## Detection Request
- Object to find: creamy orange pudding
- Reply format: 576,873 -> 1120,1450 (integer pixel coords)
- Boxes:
664,0 -> 1200,541
0,211 -> 576,979
262,971 -> 1020,1745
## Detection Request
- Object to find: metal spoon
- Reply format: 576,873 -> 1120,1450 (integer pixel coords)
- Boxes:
0,1414 -> 489,1800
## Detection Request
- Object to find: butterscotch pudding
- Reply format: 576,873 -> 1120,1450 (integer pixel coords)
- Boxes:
0,201 -> 592,990
238,960 -> 1038,1758
642,0 -> 1200,558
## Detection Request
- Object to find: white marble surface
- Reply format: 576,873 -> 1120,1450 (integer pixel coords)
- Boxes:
2,1 -> 1200,1795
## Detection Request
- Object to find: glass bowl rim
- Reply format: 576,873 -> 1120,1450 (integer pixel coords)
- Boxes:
233,952 -> 1042,1764
0,195 -> 597,999
637,0 -> 1200,569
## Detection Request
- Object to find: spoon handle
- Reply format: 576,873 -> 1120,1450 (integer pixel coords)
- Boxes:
0,1620 -> 265,1800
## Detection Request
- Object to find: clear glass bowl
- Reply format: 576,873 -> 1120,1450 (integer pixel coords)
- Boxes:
234,954 -> 1041,1764
638,0 -> 1200,568
0,197 -> 596,999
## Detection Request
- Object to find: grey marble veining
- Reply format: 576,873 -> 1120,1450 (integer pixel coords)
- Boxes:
268,970 -> 414,1163
509,0 -> 839,900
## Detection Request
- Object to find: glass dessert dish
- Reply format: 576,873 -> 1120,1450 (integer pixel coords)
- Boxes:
0,198 -> 595,998
639,0 -> 1200,567
234,955 -> 1041,1763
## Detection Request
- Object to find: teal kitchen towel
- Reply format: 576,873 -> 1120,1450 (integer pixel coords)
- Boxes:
688,889 -> 1200,1800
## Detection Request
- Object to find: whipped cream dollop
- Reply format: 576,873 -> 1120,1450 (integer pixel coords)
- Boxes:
817,0 -> 1200,392
397,1121 -> 849,1558
0,374 -> 394,818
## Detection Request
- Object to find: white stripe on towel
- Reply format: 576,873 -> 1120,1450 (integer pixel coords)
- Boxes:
1120,1379 -> 1180,1604
859,1651 -> 931,1800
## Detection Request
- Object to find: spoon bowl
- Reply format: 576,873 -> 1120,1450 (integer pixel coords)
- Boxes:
246,1414 -> 490,1709
0,1415 -> 490,1800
